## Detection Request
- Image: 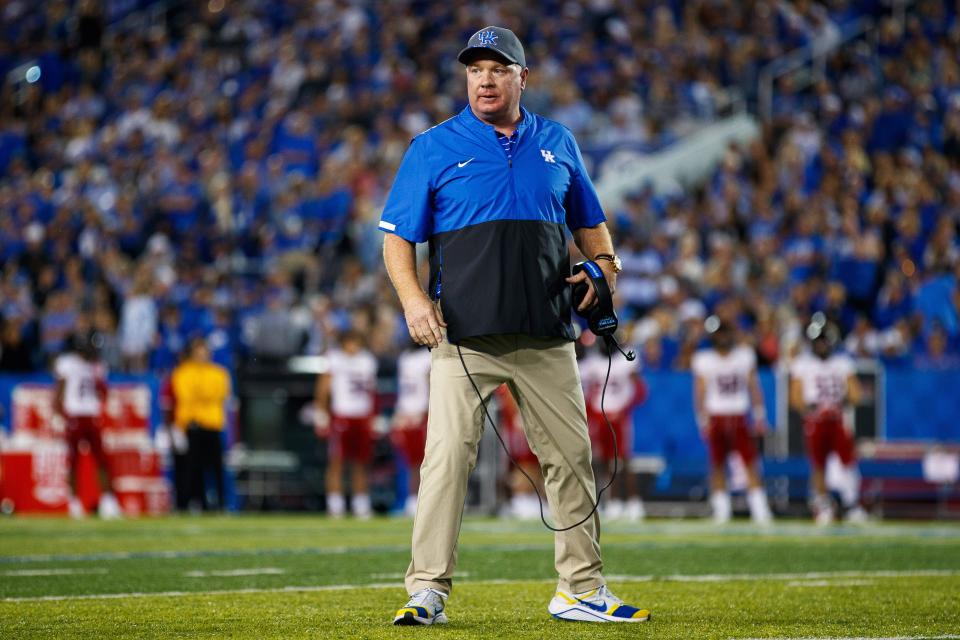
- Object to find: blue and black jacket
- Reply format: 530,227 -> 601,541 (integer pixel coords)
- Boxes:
379,106 -> 606,343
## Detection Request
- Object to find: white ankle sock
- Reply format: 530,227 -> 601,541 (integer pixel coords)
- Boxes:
710,491 -> 731,523
839,466 -> 861,508
747,487 -> 772,523
352,493 -> 371,517
327,492 -> 345,516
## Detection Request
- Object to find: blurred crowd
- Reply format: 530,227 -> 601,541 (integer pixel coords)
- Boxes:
615,0 -> 960,371
0,0 -> 958,376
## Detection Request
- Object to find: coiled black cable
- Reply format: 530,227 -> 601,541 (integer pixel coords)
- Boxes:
456,339 -> 622,532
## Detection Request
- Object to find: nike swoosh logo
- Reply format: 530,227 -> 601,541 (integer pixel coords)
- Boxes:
574,597 -> 607,613
457,158 -> 474,168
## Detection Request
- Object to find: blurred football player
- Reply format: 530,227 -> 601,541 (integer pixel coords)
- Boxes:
692,317 -> 773,524
580,337 -> 647,521
391,341 -> 431,517
790,315 -> 868,525
53,331 -> 121,519
315,330 -> 378,518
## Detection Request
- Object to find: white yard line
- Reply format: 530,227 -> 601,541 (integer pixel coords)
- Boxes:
0,543 -> 559,565
607,569 -> 960,583
1,583 -> 400,603
3,569 -> 956,603
368,571 -> 470,580
184,568 -> 285,578
0,545 -> 408,564
783,579 -> 875,588
2,568 -> 108,577
461,520 -> 960,539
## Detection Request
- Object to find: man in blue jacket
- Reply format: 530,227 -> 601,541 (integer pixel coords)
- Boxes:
382,26 -> 650,625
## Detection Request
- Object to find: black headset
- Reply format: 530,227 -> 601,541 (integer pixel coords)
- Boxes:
571,260 -> 635,361
571,260 -> 617,336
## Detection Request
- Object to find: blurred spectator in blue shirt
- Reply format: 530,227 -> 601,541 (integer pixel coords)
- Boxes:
119,268 -> 158,372
914,323 -> 960,370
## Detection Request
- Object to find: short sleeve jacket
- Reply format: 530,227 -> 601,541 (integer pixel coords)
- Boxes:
379,106 -> 605,343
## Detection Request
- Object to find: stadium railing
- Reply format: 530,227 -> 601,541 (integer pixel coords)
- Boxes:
756,0 -> 916,121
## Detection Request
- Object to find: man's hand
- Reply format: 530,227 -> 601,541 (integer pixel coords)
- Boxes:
752,417 -> 769,437
565,260 -> 617,313
696,412 -> 709,441
171,426 -> 189,454
403,293 -> 447,348
313,407 -> 331,438
383,234 -> 447,347
752,405 -> 769,436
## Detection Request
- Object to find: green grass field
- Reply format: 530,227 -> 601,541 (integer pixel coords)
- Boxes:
1,515 -> 959,639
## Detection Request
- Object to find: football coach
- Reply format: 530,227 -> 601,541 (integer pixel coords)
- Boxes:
380,26 -> 651,625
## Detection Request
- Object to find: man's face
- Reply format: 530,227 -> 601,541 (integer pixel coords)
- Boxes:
192,342 -> 211,362
712,329 -> 734,352
341,335 -> 363,354
465,58 -> 527,123
812,338 -> 832,359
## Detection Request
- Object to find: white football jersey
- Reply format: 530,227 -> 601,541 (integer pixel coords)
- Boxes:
53,353 -> 106,417
395,348 -> 431,416
691,345 -> 756,416
327,349 -> 378,418
579,352 -> 639,413
790,352 -> 855,408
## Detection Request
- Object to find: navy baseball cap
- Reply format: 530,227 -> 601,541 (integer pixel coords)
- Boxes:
458,26 -> 526,68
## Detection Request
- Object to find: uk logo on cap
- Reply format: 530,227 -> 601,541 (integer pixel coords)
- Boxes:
476,30 -> 498,45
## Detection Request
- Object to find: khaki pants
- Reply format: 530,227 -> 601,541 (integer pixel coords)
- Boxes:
405,333 -> 604,596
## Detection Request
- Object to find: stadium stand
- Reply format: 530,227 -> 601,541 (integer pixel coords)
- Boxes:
0,0 -> 956,374
0,0 -> 958,514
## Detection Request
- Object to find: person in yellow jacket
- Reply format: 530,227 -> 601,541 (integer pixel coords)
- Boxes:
171,336 -> 231,511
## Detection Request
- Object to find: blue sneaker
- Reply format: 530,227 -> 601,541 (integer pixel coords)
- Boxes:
548,584 -> 650,622
393,588 -> 448,626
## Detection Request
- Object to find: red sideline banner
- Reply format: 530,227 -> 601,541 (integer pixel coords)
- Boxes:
0,382 -> 170,516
